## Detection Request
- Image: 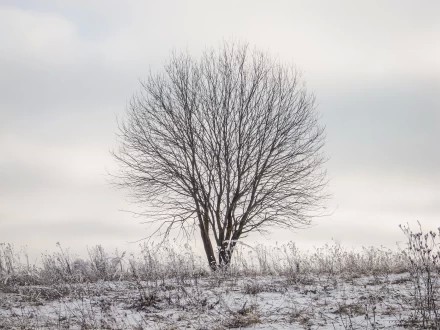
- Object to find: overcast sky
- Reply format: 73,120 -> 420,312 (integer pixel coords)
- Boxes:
1,0 -> 439,258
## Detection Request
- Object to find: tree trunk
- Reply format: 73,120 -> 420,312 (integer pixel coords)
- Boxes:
218,241 -> 236,269
199,224 -> 217,271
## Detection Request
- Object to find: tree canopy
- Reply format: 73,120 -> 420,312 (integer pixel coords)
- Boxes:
114,43 -> 327,269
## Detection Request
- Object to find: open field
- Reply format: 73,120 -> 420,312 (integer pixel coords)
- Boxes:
0,271 -> 416,329
1,226 -> 440,329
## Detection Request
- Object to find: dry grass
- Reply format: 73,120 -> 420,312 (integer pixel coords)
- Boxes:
1,225 -> 439,328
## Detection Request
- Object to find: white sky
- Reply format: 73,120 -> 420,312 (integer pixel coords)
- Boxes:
1,0 -> 439,259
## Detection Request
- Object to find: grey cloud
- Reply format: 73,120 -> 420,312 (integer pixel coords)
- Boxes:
319,76 -> 440,174
0,0 -> 438,253
1,219 -> 142,240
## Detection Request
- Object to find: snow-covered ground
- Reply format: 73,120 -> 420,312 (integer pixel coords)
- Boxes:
0,272 -> 416,329
3,235 -> 440,329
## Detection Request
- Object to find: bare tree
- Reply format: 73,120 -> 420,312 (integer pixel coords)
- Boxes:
114,43 -> 326,270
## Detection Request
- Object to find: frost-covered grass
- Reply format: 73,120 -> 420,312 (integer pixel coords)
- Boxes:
0,271 -> 415,329
0,241 -> 407,286
1,225 -> 440,329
